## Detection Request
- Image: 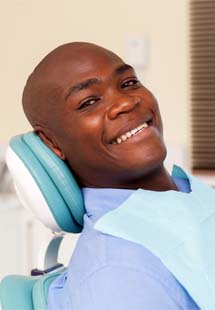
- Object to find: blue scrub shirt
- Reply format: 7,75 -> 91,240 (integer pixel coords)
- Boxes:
48,177 -> 199,310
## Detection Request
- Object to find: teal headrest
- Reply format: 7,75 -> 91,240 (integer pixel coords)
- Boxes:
6,132 -> 85,233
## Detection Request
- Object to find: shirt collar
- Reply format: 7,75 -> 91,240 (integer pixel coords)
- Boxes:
82,165 -> 191,221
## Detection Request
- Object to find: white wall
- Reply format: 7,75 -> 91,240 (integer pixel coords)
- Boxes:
0,0 -> 189,150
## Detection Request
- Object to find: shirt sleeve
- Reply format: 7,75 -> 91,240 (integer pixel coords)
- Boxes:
70,265 -> 184,310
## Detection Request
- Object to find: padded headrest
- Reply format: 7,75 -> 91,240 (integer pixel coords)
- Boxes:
6,132 -> 85,233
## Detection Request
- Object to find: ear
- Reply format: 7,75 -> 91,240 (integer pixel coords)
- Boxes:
34,128 -> 66,160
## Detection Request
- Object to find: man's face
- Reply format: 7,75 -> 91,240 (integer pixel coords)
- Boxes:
41,46 -> 166,188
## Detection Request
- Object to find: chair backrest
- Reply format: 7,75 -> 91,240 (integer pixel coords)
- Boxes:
6,131 -> 85,233
0,270 -> 65,310
0,131 -> 86,309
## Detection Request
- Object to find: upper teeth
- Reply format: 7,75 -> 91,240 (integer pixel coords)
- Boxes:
113,122 -> 149,144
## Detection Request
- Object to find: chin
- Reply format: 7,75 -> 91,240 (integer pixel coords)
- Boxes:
126,141 -> 167,174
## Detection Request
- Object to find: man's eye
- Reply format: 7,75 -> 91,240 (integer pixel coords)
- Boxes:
121,79 -> 140,88
79,98 -> 99,110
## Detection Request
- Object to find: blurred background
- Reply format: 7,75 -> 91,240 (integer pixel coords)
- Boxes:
0,0 -> 214,280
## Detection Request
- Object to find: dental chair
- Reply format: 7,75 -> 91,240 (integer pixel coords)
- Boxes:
0,132 -> 86,309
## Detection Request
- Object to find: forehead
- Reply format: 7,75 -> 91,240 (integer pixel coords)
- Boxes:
38,46 -> 125,91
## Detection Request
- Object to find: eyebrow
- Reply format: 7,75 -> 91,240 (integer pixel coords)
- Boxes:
65,78 -> 100,101
65,63 -> 133,100
114,64 -> 133,75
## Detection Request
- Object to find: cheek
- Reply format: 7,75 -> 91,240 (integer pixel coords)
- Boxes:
75,114 -> 103,144
60,113 -> 104,159
85,113 -> 102,128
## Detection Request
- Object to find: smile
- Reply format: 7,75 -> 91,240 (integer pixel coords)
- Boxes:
111,120 -> 152,145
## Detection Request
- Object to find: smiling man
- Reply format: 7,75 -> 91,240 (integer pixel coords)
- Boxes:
22,42 -> 199,309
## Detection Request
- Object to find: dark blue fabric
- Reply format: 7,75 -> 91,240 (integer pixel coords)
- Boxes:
48,177 -> 199,309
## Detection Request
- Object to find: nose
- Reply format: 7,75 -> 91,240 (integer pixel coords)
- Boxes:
107,95 -> 141,120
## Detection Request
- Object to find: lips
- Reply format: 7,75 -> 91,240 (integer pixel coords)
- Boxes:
109,117 -> 153,145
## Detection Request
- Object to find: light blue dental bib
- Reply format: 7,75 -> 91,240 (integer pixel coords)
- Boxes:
94,165 -> 215,310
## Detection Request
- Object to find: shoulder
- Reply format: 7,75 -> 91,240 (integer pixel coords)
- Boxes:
68,219 -> 168,281
65,225 -> 198,309
69,264 -> 198,310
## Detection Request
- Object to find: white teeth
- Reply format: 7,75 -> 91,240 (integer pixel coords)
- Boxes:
121,135 -> 127,141
113,122 -> 149,145
126,132 -> 132,138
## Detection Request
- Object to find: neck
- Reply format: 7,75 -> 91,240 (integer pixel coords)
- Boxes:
129,165 -> 178,191
81,164 -> 178,192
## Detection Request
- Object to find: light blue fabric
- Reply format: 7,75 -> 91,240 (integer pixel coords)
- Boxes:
95,165 -> 215,310
48,170 -> 199,310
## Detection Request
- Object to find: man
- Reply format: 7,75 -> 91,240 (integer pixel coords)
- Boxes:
22,42 -> 199,309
